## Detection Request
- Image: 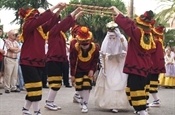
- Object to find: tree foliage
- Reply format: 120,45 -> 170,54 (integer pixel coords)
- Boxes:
155,0 -> 175,46
155,1 -> 175,24
0,0 -> 49,9
0,0 -> 50,24
164,29 -> 175,46
62,0 -> 127,44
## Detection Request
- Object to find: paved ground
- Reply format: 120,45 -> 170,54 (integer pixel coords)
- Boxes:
0,84 -> 175,115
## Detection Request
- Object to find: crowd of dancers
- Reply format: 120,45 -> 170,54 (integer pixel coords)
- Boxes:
0,2 -> 175,115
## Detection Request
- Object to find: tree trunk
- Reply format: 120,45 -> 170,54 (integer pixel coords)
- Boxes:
129,0 -> 134,19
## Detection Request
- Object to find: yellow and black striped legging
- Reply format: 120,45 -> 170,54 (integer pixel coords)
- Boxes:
46,61 -> 63,91
75,72 -> 93,91
126,74 -> 147,111
148,73 -> 159,93
145,73 -> 159,100
21,65 -> 43,102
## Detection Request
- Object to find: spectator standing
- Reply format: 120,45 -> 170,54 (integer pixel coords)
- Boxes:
3,30 -> 20,93
16,34 -> 25,91
159,48 -> 175,88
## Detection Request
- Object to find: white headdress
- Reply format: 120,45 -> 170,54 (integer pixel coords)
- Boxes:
100,21 -> 126,55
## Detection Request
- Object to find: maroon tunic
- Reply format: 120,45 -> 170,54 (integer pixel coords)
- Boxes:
0,53 -> 3,61
150,40 -> 166,74
46,15 -> 75,62
69,38 -> 77,51
20,10 -> 60,67
115,14 -> 153,77
69,42 -> 99,76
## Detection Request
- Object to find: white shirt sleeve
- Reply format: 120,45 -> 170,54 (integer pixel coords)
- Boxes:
0,38 -> 4,49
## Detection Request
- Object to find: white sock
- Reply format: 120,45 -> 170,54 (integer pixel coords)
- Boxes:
78,91 -> 83,103
74,91 -> 80,97
151,93 -> 159,101
147,100 -> 149,104
75,91 -> 79,95
139,110 -> 147,115
32,101 -> 40,112
24,100 -> 32,110
78,91 -> 83,97
47,89 -> 57,102
82,90 -> 90,104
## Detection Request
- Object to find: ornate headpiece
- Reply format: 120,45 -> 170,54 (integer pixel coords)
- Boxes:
76,26 -> 92,41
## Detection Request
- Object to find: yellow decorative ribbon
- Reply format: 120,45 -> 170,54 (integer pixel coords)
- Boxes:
154,38 -> 164,50
19,26 -> 49,42
37,26 -> 49,40
60,31 -> 67,41
159,38 -> 164,49
24,9 -> 35,20
139,28 -> 156,50
75,42 -> 96,62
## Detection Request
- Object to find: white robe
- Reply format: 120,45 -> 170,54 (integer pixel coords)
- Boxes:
94,29 -> 130,109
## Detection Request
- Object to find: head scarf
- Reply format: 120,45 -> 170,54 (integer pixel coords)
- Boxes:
100,28 -> 126,55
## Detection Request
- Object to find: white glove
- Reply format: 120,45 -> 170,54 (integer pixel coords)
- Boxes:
107,54 -> 116,60
101,68 -> 106,77
99,52 -> 105,69
114,28 -> 122,38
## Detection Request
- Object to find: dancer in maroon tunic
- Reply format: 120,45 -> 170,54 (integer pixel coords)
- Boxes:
148,25 -> 166,107
45,7 -> 84,111
69,25 -> 83,103
69,26 -> 99,113
110,6 -> 156,115
19,2 -> 67,115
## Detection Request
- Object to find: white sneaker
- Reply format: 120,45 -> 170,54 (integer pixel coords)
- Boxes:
81,103 -> 88,113
139,110 -> 149,115
146,103 -> 149,110
34,110 -> 41,115
22,107 -> 32,115
146,111 -> 149,115
134,110 -> 140,114
149,99 -> 160,107
79,102 -> 83,109
45,101 -> 61,111
111,109 -> 118,113
73,93 -> 82,103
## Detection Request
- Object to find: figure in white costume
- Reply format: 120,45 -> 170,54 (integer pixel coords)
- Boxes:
94,21 -> 130,113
